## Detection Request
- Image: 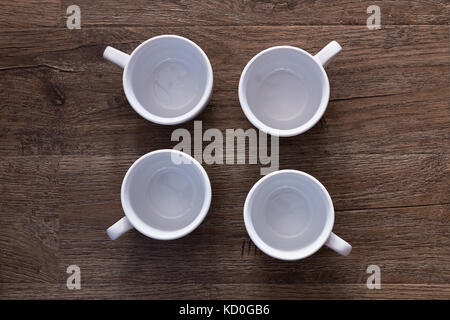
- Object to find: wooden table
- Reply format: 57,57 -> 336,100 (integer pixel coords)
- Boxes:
0,1 -> 449,299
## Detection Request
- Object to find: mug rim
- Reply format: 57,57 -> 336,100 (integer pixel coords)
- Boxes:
121,149 -> 212,240
243,170 -> 335,260
123,35 -> 214,125
238,45 -> 330,137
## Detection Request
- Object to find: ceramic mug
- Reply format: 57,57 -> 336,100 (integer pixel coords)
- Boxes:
107,150 -> 212,240
239,41 -> 342,137
104,35 -> 213,125
244,170 -> 351,260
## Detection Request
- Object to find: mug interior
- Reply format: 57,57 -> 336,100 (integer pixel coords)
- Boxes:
125,36 -> 212,122
245,170 -> 334,260
122,150 -> 211,239
240,47 -> 329,136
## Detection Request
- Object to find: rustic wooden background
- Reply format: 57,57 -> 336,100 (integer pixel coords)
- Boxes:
0,0 -> 449,299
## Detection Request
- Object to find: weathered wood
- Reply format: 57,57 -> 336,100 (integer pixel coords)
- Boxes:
1,153 -> 448,211
1,153 -> 448,297
1,283 -> 450,300
0,1 -> 60,29
1,202 -> 449,298
0,1 -> 449,300
0,26 -> 448,157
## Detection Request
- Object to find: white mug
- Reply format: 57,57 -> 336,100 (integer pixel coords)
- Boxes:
239,41 -> 342,137
244,170 -> 351,260
104,35 -> 213,125
107,150 -> 212,240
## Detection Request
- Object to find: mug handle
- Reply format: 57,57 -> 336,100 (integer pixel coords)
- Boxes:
107,216 -> 134,240
314,41 -> 342,68
103,46 -> 130,69
325,232 -> 352,256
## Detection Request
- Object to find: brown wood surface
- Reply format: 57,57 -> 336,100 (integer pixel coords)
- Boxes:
0,1 -> 449,299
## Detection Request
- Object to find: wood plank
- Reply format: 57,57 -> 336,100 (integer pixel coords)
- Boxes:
57,203 -> 449,286
0,2 -> 449,301
2,152 -> 447,212
1,154 -> 448,288
0,26 -> 448,158
58,0 -> 450,26
0,157 -> 60,284
1,283 -> 449,299
1,201 -> 448,298
54,153 -> 449,210
0,209 -> 59,284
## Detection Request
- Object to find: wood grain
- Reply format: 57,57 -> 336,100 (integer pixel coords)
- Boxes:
0,1 -> 60,29
0,1 -> 449,299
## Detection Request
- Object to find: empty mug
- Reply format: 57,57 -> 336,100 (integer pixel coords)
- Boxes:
107,150 -> 212,240
244,170 -> 351,260
239,41 -> 341,137
104,35 -> 213,125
